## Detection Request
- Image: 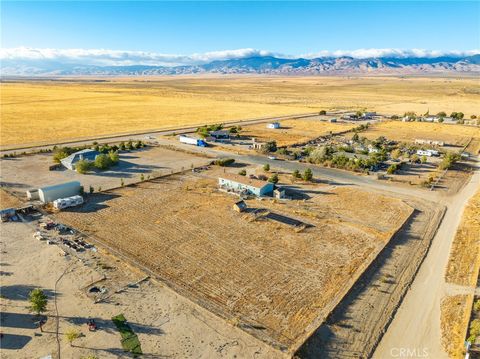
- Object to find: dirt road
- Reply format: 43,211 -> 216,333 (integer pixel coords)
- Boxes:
373,162 -> 480,359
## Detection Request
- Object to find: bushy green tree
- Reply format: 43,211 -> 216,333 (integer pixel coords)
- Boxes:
29,288 -> 48,315
292,169 -> 301,178
263,163 -> 270,172
76,159 -> 92,174
238,169 -> 246,176
302,168 -> 313,181
108,150 -> 119,164
94,154 -> 112,170
268,173 -> 279,184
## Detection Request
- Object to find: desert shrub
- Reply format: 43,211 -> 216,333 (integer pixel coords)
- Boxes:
263,163 -> 270,172
238,169 -> 246,176
319,110 -> 326,115
215,158 -> 235,167
292,169 -> 301,178
387,164 -> 398,174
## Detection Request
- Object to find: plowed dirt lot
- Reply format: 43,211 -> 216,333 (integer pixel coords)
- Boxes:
54,172 -> 413,352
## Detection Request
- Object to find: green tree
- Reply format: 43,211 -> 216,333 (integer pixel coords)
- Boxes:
108,150 -> 119,164
410,154 -> 419,163
120,178 -> 125,187
302,168 -> 313,181
438,117 -> 444,123
386,164 -> 398,174
292,169 -> 301,179
319,110 -> 327,115
94,154 -> 112,170
260,141 -> 277,153
436,111 -> 447,118
140,174 -> 145,181
65,328 -> 80,347
268,173 -> 279,184
29,288 -> 48,315
421,155 -> 427,164
471,115 -> 477,119
76,159 -> 92,174
352,132 -> 359,142
263,163 -> 270,172
391,149 -> 402,160
238,169 -> 247,176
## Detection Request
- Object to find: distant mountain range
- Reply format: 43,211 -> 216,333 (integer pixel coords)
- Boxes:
2,54 -> 480,76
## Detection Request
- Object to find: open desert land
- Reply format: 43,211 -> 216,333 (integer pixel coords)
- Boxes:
50,168 -> 414,353
2,76 -> 479,148
0,194 -> 280,359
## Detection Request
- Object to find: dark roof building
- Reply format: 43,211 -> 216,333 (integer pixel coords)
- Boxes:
61,149 -> 100,170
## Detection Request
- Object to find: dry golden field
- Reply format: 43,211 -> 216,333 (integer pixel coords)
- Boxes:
1,76 -> 479,147
445,189 -> 480,286
440,294 -> 473,359
54,170 -> 413,351
242,119 -> 356,146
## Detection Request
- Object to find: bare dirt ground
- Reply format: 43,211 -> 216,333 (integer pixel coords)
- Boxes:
52,169 -> 413,353
296,195 -> 444,358
0,146 -> 211,196
0,219 -> 281,359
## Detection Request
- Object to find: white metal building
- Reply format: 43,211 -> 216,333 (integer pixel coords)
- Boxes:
38,181 -> 81,203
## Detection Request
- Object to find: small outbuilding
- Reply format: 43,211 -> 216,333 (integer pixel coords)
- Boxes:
274,188 -> 286,199
209,130 -> 230,140
219,173 -> 274,197
26,189 -> 40,200
61,149 -> 100,170
267,122 -> 280,129
38,181 -> 81,203
233,200 -> 247,212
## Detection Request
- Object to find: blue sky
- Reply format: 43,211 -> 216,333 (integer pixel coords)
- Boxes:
1,1 -> 479,67
2,1 -> 479,53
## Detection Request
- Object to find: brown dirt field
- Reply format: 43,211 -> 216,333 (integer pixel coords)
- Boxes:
54,171 -> 413,351
445,189 -> 480,286
0,189 -> 22,209
2,76 -> 478,147
241,119 -> 356,146
440,294 -> 473,359
362,120 -> 480,147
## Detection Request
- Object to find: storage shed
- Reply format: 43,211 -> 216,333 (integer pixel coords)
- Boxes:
267,122 -> 280,129
26,189 -> 40,200
38,181 -> 81,203
219,173 -> 274,197
233,200 -> 247,212
61,149 -> 100,170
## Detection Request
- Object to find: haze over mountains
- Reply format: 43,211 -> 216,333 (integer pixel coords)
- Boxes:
2,49 -> 479,76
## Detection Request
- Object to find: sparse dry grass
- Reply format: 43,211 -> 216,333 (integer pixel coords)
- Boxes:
445,190 -> 480,286
362,121 -> 480,147
0,189 -> 22,209
441,294 -> 473,359
242,119 -> 356,146
2,76 -> 479,147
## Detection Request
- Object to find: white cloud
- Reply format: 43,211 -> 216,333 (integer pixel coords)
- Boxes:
1,47 -> 478,67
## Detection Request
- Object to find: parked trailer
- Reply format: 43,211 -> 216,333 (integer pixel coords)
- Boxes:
53,195 -> 84,210
179,135 -> 207,147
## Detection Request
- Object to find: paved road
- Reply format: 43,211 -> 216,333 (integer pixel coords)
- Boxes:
0,111 -> 323,154
373,161 -> 480,359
